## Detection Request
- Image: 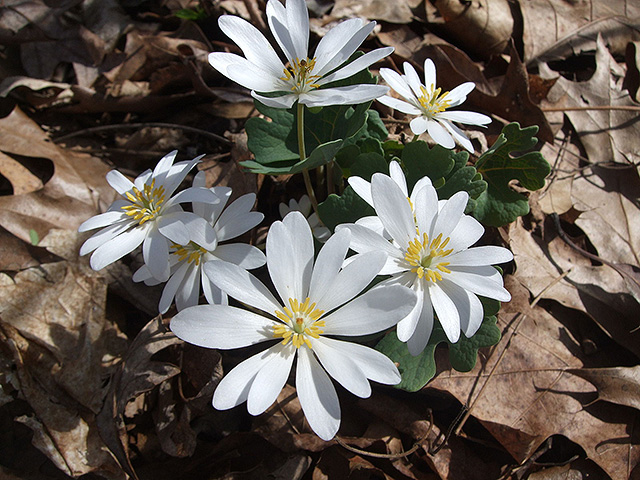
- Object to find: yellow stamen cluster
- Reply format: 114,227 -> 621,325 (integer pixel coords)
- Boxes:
121,180 -> 166,225
273,297 -> 325,349
171,242 -> 208,266
280,57 -> 321,93
405,231 -> 454,282
417,84 -> 451,116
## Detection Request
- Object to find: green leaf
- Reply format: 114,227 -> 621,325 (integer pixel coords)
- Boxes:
317,185 -> 374,232
29,229 -> 39,246
376,314 -> 502,392
175,8 -> 207,20
473,122 -> 551,227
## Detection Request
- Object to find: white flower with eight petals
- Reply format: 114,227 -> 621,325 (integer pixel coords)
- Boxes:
377,60 -> 491,152
208,0 -> 393,109
170,211 -> 417,440
338,163 -> 512,355
79,151 -> 218,281
133,172 -> 266,313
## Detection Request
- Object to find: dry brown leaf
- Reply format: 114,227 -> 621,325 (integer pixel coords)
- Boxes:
434,0 -> 513,58
509,217 -> 640,357
0,106 -> 116,244
0,229 -> 37,271
541,36 -> 640,167
567,366 -> 640,411
521,1 -> 640,63
331,0 -> 414,24
428,278 -> 640,480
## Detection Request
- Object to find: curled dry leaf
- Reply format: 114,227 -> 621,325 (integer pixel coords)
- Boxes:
0,106 -> 116,244
567,366 -> 640,412
331,0 -> 414,24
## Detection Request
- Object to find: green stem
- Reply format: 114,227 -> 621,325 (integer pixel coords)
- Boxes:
297,102 -> 319,214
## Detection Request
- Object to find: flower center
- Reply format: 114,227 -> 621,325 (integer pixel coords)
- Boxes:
417,84 -> 451,117
280,57 -> 321,94
121,180 -> 166,225
170,242 -> 208,266
273,297 -> 325,349
404,231 -> 453,282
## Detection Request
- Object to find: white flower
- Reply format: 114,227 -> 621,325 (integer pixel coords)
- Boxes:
79,151 -> 218,281
170,211 -> 417,440
279,195 -> 331,242
377,60 -> 491,152
338,163 -> 513,354
208,0 -> 393,109
133,172 -> 266,313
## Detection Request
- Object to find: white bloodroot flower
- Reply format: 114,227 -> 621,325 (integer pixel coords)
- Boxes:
279,194 -> 330,242
170,211 -> 417,440
133,172 -> 266,313
208,0 -> 393,108
338,162 -> 513,355
79,151 -> 218,281
377,59 -> 491,152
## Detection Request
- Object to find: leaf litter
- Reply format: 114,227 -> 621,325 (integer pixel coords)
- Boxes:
1,0 -> 640,478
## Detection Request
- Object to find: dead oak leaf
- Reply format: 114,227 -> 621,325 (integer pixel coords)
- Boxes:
0,106 -> 116,244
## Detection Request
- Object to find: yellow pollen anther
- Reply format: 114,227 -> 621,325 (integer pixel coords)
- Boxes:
404,230 -> 454,283
273,297 -> 325,349
280,57 -> 321,93
121,179 -> 167,225
170,242 -> 208,265
417,84 -> 452,116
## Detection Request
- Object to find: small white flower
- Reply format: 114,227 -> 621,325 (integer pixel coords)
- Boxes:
377,60 -> 491,152
279,195 -> 331,242
133,172 -> 266,313
170,211 -> 417,440
78,151 -> 218,281
208,0 -> 393,108
338,162 -> 513,354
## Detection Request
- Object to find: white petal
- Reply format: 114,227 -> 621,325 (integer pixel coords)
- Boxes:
175,262 -> 201,311
212,346 -> 276,410
247,342 -> 295,415
203,260 -> 282,314
158,262 -> 189,313
89,226 -> 146,270
285,0 -> 309,60
143,230 -> 170,281
396,281 -> 424,342
316,337 -> 401,386
318,47 -> 393,85
171,304 -> 275,349
132,264 -> 153,284
312,337 -> 371,398
461,289 -> 484,338
379,67 -> 415,102
216,194 -> 263,240
438,278 -> 482,340
106,170 -> 134,195
209,52 -> 280,91
446,82 -> 475,107
433,190 -> 468,240
427,120 -> 455,149
180,214 -> 218,250
447,246 -> 513,267
156,213 -> 190,245
409,175 -> 433,200
347,177 -> 373,208
447,215 -> 485,252
428,282 -> 460,343
447,266 -> 511,302
313,18 -> 364,73
78,210 -> 127,232
413,183 -> 439,238
423,58 -> 436,89
151,150 -> 178,188
252,91 -> 297,109
440,119 -> 474,153
213,243 -> 266,269
371,173 -> 416,249
438,110 -> 491,126
218,15 -> 284,78
376,95 -> 422,115
167,187 -> 219,209
196,186 -> 231,224
314,21 -> 375,76
406,289 -> 434,355
402,62 -> 424,99
267,211 -> 314,303
266,0 -> 297,62
409,116 -> 429,135
336,223 -> 401,260
79,221 -> 132,255
308,228 -> 350,303
299,85 -> 389,107
202,269 -> 225,305
354,216 -> 385,237
389,160 -> 408,196
322,284 -> 417,336
296,347 -> 340,441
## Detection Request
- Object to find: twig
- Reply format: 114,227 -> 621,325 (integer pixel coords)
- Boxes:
52,122 -> 231,145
